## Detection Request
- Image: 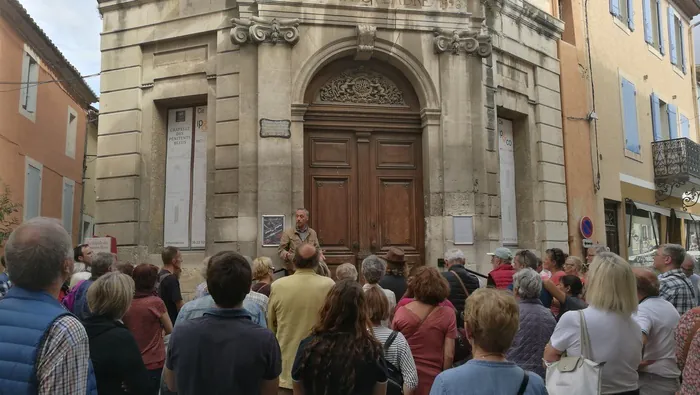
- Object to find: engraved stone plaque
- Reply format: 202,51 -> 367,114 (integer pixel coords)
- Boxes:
260,118 -> 291,139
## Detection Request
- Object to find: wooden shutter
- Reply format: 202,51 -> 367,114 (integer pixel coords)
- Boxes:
669,7 -> 677,65
627,0 -> 635,30
62,180 -> 74,236
643,0 -> 653,43
610,0 -> 621,16
657,0 -> 665,54
667,103 -> 678,139
681,114 -> 690,138
621,78 -> 640,153
650,93 -> 662,141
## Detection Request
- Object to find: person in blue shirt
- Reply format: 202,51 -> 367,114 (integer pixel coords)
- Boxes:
430,288 -> 547,395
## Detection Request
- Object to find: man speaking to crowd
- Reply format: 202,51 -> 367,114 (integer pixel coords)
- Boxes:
278,208 -> 324,274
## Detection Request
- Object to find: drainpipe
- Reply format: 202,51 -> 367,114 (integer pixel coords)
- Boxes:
691,21 -> 700,140
78,108 -> 97,243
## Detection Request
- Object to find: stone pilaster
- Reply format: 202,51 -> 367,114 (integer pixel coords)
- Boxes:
95,45 -> 144,259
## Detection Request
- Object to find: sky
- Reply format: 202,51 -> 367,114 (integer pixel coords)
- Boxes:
19,0 -> 102,104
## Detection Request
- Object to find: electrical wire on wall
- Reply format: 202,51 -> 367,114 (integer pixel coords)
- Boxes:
584,0 -> 602,192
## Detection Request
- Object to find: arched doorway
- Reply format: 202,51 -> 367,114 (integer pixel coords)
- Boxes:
303,59 -> 425,271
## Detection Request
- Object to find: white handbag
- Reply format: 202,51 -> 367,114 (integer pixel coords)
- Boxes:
545,310 -> 604,395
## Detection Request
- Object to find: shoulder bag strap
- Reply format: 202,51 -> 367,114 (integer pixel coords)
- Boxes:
516,371 -> 530,395
675,274 -> 697,299
384,330 -> 399,352
452,270 -> 469,298
681,318 -> 700,366
578,310 -> 592,360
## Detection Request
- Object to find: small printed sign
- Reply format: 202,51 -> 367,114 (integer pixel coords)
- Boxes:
582,239 -> 594,248
262,215 -> 285,247
85,237 -> 115,254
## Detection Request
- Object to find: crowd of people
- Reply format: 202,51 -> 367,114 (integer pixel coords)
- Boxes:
1,216 -> 700,395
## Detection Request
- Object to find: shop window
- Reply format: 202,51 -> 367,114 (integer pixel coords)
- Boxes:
626,204 -> 660,266
687,221 -> 700,251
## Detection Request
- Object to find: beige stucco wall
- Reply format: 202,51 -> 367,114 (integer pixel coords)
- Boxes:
96,0 -> 566,294
560,0 -> 700,258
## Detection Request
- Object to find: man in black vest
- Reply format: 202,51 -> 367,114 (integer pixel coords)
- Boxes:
441,249 -> 480,327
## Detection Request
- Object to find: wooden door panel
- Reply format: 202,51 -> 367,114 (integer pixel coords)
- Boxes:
305,131 -> 358,267
375,139 -> 417,169
376,177 -> 421,265
309,137 -> 352,168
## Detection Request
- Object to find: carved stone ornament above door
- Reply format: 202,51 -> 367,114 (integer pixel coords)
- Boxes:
355,25 -> 377,61
230,17 -> 300,46
317,67 -> 406,106
433,28 -> 492,57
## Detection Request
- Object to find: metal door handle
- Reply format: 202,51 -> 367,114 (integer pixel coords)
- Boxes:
370,240 -> 378,252
352,242 -> 359,251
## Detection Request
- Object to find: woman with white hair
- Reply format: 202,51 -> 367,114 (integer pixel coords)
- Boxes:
83,272 -> 151,395
545,252 -> 642,395
506,268 -> 556,378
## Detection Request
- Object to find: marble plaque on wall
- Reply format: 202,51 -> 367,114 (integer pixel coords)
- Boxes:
260,119 -> 291,139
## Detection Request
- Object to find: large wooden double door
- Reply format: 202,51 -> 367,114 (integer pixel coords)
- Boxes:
305,129 -> 425,271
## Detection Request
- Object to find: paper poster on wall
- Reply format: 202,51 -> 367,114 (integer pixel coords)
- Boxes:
498,118 -> 518,245
190,106 -> 208,248
164,108 -> 193,248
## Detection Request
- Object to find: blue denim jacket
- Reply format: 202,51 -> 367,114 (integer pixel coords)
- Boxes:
175,294 -> 267,328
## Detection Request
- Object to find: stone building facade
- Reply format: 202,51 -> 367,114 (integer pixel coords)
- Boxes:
96,0 -> 565,293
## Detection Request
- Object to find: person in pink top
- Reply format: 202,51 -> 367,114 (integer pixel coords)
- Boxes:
122,264 -> 174,394
392,266 -> 457,395
544,248 -> 568,316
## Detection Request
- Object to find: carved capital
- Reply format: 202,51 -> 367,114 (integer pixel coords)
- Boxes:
433,28 -> 492,58
230,17 -> 300,46
355,25 -> 376,61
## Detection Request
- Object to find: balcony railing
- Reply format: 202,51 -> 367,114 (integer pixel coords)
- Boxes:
652,138 -> 700,182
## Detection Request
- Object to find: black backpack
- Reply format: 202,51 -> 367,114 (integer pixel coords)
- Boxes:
383,331 -> 404,395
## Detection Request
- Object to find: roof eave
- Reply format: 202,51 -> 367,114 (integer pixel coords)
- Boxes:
2,0 -> 98,106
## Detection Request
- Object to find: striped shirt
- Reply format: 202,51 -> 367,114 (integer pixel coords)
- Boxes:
372,326 -> 418,390
38,315 -> 90,395
659,269 -> 698,315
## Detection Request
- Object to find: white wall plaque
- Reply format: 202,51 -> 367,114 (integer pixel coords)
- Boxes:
190,106 -> 208,248
498,118 -> 518,246
164,108 -> 193,248
453,215 -> 474,245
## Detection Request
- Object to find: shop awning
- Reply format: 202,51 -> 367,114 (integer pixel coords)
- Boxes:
674,210 -> 697,221
631,201 -> 672,217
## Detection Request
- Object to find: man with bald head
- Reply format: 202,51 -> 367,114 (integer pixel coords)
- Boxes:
267,243 -> 335,393
0,217 -> 96,394
632,268 -> 681,395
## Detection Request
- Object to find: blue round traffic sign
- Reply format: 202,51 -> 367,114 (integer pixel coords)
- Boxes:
580,216 -> 594,239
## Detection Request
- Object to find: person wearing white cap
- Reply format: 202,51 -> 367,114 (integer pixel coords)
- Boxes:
486,247 -> 516,290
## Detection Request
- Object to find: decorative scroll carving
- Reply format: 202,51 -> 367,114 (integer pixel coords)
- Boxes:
433,28 -> 493,57
318,67 -> 406,105
230,17 -> 300,46
355,25 -> 377,61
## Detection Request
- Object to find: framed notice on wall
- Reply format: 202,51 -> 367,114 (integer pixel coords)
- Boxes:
262,215 -> 285,247
164,108 -> 193,248
453,216 -> 474,245
190,106 -> 208,248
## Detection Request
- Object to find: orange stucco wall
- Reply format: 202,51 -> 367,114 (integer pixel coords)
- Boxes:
559,0 -> 599,258
0,16 -> 87,244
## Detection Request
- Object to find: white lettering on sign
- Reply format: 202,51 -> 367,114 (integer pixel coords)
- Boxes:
190,106 -> 207,248
85,237 -> 112,254
164,108 -> 193,248
498,118 -> 518,246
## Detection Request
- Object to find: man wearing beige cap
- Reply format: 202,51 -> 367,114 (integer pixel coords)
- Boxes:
486,247 -> 516,289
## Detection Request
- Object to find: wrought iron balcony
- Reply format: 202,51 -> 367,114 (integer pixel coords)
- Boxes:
652,137 -> 700,209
